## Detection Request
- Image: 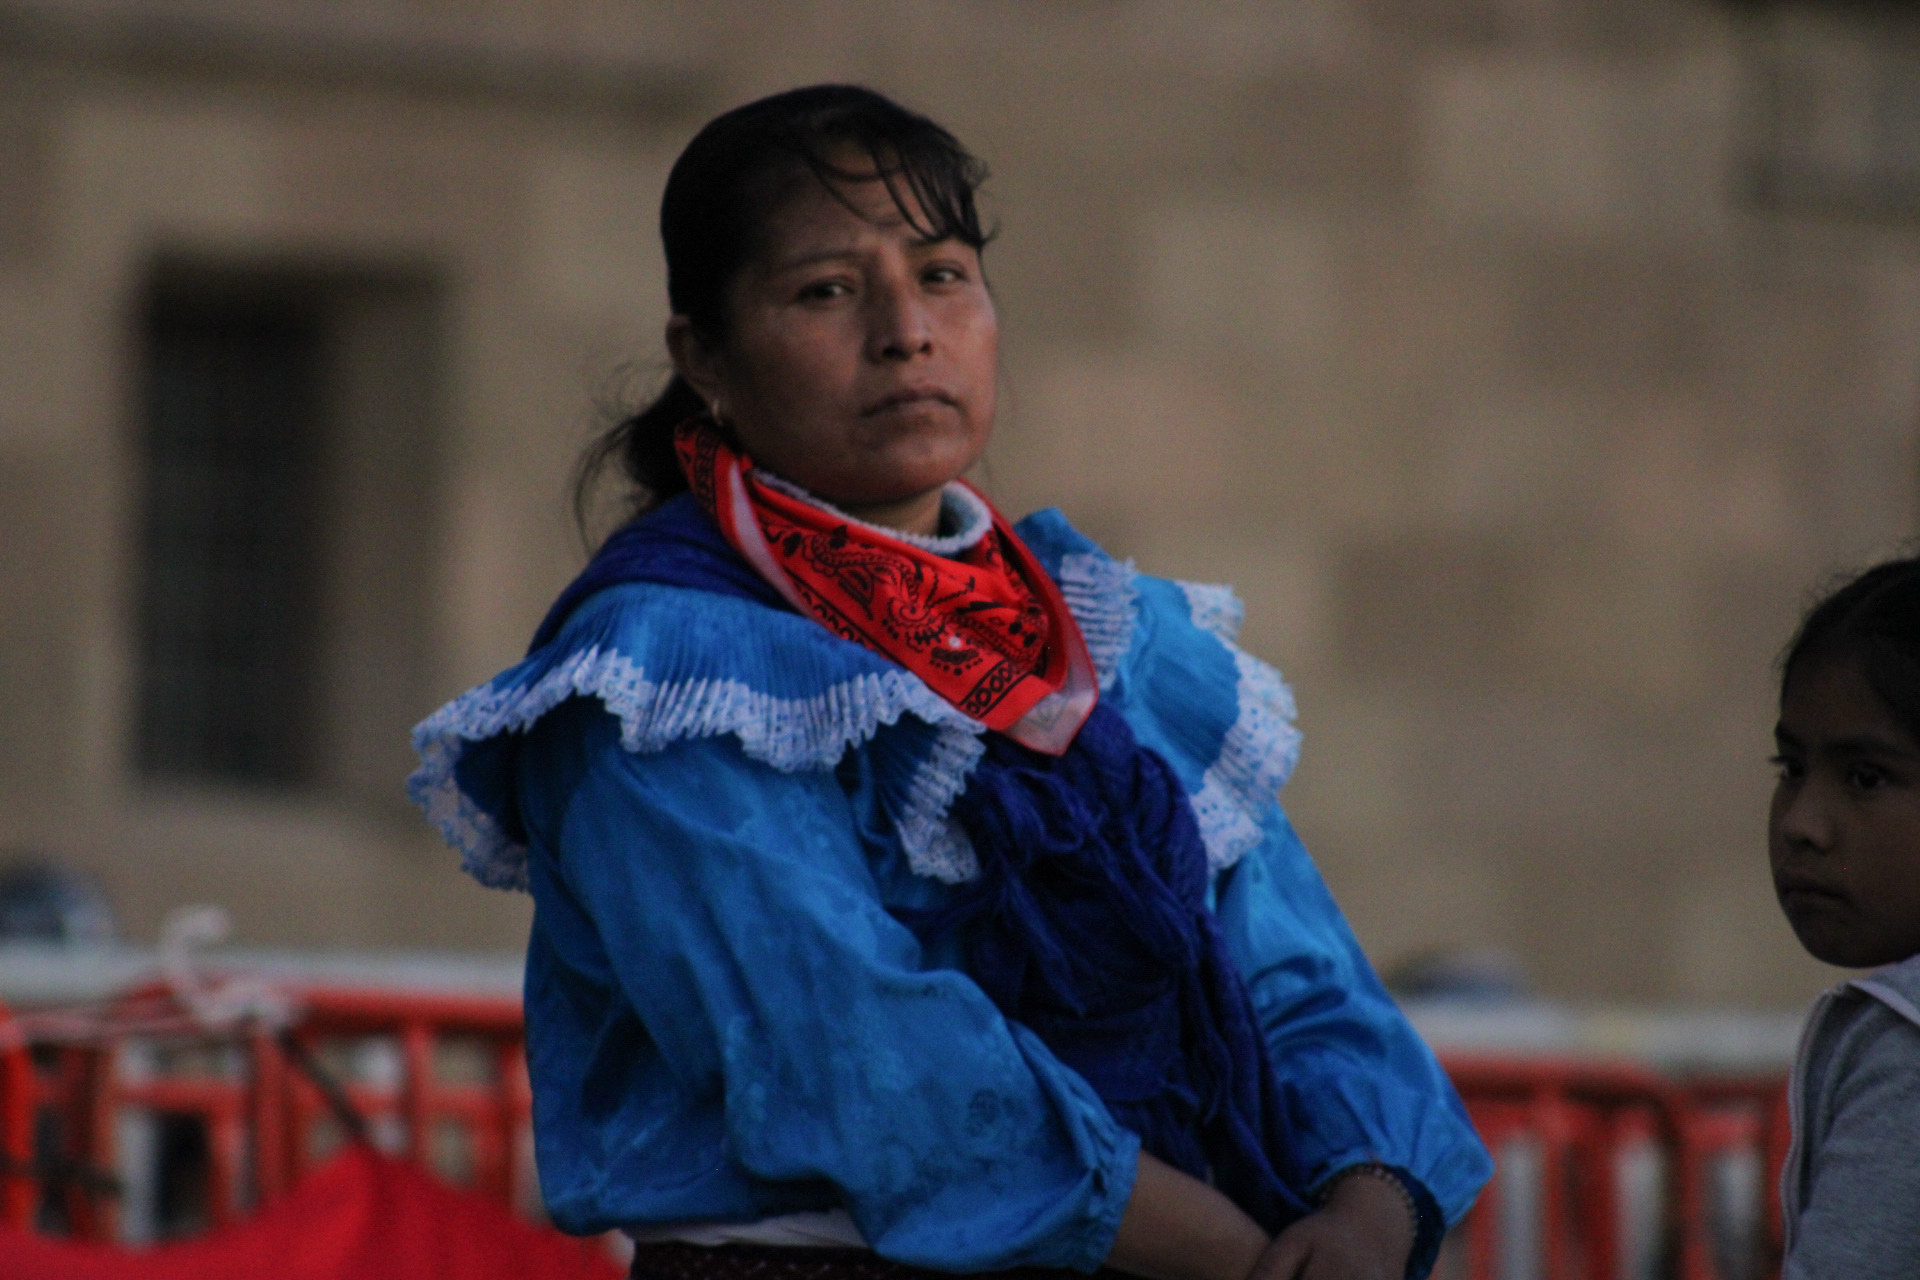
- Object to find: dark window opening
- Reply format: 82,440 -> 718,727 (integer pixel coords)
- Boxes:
136,285 -> 326,788
1737,2 -> 1920,217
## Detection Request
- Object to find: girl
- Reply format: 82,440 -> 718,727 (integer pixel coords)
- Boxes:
1771,556 -> 1920,1276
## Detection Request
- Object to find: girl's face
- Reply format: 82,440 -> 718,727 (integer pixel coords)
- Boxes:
1770,656 -> 1920,968
668,167 -> 997,535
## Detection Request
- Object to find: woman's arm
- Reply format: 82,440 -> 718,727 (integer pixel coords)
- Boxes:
1106,1152 -> 1268,1280
1105,1154 -> 1419,1280
1213,809 -> 1492,1276
1249,1172 -> 1416,1280
522,704 -> 1137,1272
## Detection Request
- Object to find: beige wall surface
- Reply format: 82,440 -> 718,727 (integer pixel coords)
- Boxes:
3,0 -> 1917,1007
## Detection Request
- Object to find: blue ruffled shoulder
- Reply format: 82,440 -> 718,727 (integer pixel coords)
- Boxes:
408,508 -> 1300,891
1015,511 -> 1302,875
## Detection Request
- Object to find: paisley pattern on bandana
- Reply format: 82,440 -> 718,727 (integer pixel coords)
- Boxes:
674,417 -> 1097,753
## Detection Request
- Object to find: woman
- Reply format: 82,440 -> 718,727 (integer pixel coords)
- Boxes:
411,86 -> 1490,1280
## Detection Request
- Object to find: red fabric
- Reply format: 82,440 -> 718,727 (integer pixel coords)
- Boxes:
674,418 -> 1096,754
0,1143 -> 623,1280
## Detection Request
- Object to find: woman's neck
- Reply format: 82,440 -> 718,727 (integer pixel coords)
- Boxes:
839,489 -> 945,538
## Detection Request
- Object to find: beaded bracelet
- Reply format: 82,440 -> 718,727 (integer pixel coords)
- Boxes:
1317,1161 -> 1420,1236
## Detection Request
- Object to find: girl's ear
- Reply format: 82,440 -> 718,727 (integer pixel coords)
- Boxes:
667,316 -> 726,405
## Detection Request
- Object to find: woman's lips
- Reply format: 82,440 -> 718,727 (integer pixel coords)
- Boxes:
861,387 -> 956,416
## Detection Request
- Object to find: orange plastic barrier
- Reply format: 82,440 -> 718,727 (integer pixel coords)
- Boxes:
0,984 -> 536,1242
0,1013 -> 32,1229
1,988 -> 1792,1280
1443,1057 -> 1790,1280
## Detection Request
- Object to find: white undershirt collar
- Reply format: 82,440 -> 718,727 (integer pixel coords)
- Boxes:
754,472 -> 993,556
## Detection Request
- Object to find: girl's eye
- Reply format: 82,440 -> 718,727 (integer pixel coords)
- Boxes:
923,265 -> 965,285
1770,755 -> 1803,783
1847,762 -> 1891,791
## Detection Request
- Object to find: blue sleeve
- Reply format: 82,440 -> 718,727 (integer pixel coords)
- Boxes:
1215,807 -> 1493,1236
533,707 -> 1138,1272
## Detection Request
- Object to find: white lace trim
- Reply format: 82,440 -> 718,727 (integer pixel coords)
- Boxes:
1177,581 -> 1302,873
1060,553 -> 1139,690
1178,581 -> 1244,646
412,557 -> 1292,890
628,1209 -> 868,1248
406,645 -> 985,891
894,728 -> 988,883
753,473 -> 993,555
411,734 -> 528,891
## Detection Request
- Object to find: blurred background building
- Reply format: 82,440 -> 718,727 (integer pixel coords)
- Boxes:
2,0 -> 1917,1008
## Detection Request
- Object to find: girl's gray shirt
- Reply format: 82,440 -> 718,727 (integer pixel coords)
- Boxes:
1783,951 -> 1920,1279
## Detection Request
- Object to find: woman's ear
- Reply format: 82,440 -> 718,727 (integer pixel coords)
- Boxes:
667,316 -> 725,405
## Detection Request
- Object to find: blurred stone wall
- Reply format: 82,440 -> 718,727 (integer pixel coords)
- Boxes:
2,0 -> 1916,1005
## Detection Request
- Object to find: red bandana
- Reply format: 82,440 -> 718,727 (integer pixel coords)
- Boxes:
675,418 -> 1096,754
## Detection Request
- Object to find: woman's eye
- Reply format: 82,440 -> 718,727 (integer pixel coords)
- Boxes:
798,280 -> 851,302
1770,754 -> 1803,783
922,265 -> 965,285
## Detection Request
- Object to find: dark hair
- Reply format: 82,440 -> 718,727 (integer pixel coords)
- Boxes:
574,84 -> 993,534
1781,554 -> 1920,742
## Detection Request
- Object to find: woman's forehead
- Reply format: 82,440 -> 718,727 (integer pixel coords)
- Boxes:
755,173 -> 946,263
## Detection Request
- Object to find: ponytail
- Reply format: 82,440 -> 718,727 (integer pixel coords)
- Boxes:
572,374 -> 702,537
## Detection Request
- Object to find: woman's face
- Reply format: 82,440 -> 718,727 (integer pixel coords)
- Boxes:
1769,656 -> 1920,968
669,168 -> 998,533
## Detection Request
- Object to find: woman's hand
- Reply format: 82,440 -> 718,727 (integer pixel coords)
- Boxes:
1247,1170 -> 1416,1280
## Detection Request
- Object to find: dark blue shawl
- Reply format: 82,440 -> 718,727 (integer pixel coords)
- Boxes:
537,494 -> 1313,1233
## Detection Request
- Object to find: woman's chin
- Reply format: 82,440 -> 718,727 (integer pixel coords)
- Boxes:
813,447 -> 984,510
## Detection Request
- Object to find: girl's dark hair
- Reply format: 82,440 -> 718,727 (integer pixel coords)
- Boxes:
1781,554 -> 1920,742
574,84 -> 992,533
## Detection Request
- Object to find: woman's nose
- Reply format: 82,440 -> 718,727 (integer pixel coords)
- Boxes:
868,275 -> 932,361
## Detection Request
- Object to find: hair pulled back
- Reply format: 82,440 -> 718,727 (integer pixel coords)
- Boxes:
1781,554 -> 1920,743
575,84 -> 992,533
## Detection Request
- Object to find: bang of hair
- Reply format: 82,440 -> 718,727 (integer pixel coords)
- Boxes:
778,112 -> 992,251
1780,553 -> 1920,746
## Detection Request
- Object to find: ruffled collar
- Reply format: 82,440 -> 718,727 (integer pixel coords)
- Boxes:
409,506 -> 1300,896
